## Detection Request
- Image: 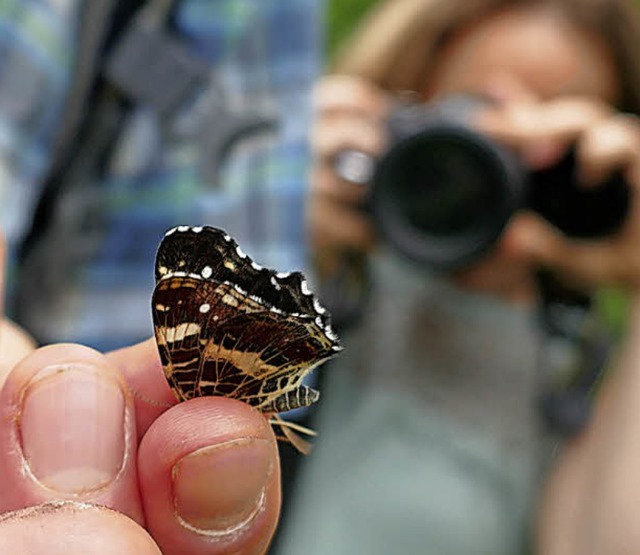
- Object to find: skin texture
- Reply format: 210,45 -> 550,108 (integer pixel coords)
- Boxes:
0,502 -> 162,555
0,208 -> 282,554
0,238 -> 35,387
0,338 -> 282,554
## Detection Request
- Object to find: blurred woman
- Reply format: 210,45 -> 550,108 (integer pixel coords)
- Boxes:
278,1 -> 640,554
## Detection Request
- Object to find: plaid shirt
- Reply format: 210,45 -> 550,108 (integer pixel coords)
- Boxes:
1,0 -> 323,351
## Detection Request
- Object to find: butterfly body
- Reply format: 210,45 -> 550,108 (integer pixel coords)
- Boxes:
152,226 -> 341,416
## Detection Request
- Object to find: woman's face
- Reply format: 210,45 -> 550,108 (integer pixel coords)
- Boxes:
424,3 -> 621,302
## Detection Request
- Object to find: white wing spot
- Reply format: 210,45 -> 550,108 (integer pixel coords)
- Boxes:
192,226 -> 203,233
199,303 -> 211,314
201,266 -> 213,279
325,325 -> 339,342
276,271 -> 291,279
177,226 -> 189,232
301,279 -> 312,296
232,283 -> 248,296
313,297 -> 326,314
158,265 -> 168,275
165,227 -> 178,236
251,261 -> 262,271
236,246 -> 247,259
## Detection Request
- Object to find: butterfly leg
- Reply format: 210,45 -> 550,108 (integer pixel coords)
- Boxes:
267,414 -> 316,455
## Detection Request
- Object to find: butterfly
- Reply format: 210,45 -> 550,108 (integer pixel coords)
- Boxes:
151,225 -> 342,452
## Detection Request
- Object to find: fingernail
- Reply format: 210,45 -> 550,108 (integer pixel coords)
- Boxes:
172,438 -> 273,535
20,364 -> 126,493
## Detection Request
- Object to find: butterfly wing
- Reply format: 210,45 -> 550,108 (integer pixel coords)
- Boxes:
152,226 -> 341,411
155,226 -> 338,334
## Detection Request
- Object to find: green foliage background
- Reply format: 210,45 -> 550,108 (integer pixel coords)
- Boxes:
326,0 -> 379,59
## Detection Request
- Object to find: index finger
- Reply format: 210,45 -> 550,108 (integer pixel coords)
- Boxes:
106,338 -> 176,437
313,75 -> 390,118
476,97 -> 612,150
108,342 -> 283,555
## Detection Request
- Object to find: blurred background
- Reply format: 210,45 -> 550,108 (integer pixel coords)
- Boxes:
3,2 -> 640,555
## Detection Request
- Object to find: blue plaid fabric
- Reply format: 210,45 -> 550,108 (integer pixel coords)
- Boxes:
0,0 -> 77,253
1,0 -> 323,351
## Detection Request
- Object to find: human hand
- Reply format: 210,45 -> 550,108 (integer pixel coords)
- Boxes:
476,96 -> 640,293
0,340 -> 281,554
0,232 -> 36,385
306,75 -> 390,277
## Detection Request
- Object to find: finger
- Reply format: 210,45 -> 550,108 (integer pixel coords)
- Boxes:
312,74 -> 390,117
476,98 -> 612,168
478,98 -> 611,143
138,397 -> 280,555
307,194 -> 375,252
507,214 -> 633,287
310,163 -> 371,205
577,114 -> 640,186
0,319 -> 36,390
0,344 -> 144,525
0,501 -> 161,554
107,338 -> 177,437
311,114 -> 387,163
0,230 -> 36,388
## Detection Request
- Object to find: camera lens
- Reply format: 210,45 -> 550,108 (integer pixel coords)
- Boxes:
372,126 -> 525,269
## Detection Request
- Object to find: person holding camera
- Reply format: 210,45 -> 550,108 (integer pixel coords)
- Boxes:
275,1 -> 640,554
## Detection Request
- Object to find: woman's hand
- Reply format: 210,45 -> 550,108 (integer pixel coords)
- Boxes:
476,96 -> 640,293
0,341 -> 282,554
308,76 -> 640,299
306,75 -> 390,277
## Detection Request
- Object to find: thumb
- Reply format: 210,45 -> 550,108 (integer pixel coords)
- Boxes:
0,344 -> 144,524
507,213 -> 618,287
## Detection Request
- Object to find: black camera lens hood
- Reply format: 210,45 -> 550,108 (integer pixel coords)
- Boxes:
371,123 -> 526,271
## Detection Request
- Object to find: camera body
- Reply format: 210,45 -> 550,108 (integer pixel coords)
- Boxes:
336,95 -> 630,270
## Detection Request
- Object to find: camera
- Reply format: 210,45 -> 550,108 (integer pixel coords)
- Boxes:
335,95 -> 630,270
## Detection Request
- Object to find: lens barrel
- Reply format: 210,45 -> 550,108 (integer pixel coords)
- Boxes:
372,120 -> 525,269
